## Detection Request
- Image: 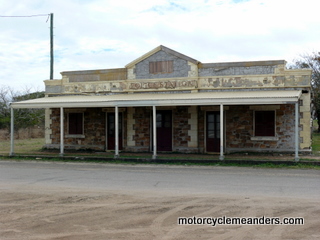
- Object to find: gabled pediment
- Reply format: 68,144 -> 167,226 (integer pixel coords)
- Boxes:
125,45 -> 200,68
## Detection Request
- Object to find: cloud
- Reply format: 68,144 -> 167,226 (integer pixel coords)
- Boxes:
0,0 -> 319,92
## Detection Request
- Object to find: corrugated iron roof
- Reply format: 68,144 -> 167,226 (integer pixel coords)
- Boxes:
10,90 -> 301,109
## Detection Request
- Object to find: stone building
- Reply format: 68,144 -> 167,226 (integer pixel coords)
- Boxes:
11,45 -> 312,160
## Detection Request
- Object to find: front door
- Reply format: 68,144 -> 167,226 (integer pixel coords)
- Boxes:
156,110 -> 172,151
206,111 -> 220,152
107,112 -> 122,150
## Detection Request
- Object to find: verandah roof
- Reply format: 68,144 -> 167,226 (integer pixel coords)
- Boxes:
10,90 -> 301,109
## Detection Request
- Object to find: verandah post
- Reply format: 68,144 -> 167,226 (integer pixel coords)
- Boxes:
152,105 -> 157,159
295,102 -> 300,161
60,107 -> 64,157
10,107 -> 14,156
219,103 -> 224,160
114,106 -> 119,158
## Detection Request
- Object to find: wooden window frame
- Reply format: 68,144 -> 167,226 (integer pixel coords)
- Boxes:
68,112 -> 84,135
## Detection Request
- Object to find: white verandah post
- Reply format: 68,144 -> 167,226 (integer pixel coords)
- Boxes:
114,106 -> 119,158
219,103 -> 224,160
295,102 -> 300,161
152,105 -> 157,159
10,107 -> 14,156
60,107 -> 64,156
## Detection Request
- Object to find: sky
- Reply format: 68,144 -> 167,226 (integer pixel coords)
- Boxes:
0,0 -> 319,92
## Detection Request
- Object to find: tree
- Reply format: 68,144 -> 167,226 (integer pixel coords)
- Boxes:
0,86 -> 14,129
0,85 -> 45,130
291,52 -> 320,132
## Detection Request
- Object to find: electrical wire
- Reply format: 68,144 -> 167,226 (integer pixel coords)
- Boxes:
0,14 -> 49,17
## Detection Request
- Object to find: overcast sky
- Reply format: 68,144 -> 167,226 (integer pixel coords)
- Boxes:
0,0 -> 319,92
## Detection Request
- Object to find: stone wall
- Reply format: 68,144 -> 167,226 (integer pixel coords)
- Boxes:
129,107 -> 151,152
126,107 -> 136,147
299,91 -> 312,149
48,108 -> 106,150
82,108 -> 106,150
199,65 -> 276,77
46,103 -> 308,153
188,106 -> 198,149
127,106 -> 199,153
276,105 -> 295,150
172,106 -> 190,152
225,105 -> 296,152
226,106 -> 254,150
50,108 -> 60,147
135,50 -> 189,79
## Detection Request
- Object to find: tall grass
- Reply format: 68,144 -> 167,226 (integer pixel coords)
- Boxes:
0,138 -> 44,155
312,133 -> 320,153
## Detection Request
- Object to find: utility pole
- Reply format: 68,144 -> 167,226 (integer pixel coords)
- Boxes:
50,13 -> 54,80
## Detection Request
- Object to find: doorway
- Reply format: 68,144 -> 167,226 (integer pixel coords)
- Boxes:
107,112 -> 123,150
156,110 -> 172,151
206,111 -> 220,152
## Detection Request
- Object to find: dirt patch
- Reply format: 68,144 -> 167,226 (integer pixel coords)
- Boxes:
0,185 -> 319,240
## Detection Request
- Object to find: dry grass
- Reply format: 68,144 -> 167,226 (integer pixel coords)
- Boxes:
0,138 -> 45,155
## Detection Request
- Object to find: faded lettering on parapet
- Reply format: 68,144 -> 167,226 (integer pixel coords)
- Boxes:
63,80 -> 198,93
129,80 -> 198,90
200,77 -> 288,88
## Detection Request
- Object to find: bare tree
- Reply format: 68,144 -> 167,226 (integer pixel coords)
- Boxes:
0,85 -> 13,129
291,52 -> 320,132
0,85 -> 45,130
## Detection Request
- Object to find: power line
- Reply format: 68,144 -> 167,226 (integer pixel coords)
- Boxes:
0,14 -> 49,17
1,13 -> 54,79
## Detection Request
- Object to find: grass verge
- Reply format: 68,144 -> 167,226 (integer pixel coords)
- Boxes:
1,155 -> 319,170
0,138 -> 45,154
1,136 -> 320,169
312,132 -> 320,153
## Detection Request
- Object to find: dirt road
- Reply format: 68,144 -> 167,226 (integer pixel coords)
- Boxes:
0,161 -> 319,239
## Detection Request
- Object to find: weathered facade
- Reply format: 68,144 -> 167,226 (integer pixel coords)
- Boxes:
11,45 -> 312,159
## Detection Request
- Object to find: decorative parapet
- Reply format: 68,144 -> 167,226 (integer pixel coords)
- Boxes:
127,66 -> 136,80
61,68 -> 127,82
44,62 -> 311,95
198,60 -> 286,76
188,61 -> 198,78
199,75 -> 310,89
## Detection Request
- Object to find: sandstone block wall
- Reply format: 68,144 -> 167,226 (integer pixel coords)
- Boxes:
172,106 -> 189,152
129,107 -> 151,152
46,101 -> 309,153
225,105 -> 296,152
48,108 -> 106,150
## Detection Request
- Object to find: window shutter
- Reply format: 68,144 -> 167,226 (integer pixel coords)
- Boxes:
156,61 -> 162,73
149,62 -> 155,74
167,60 -> 173,73
149,61 -> 173,74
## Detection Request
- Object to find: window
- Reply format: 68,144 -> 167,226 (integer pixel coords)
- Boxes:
68,112 -> 83,135
254,111 -> 275,136
156,111 -> 172,128
149,61 -> 173,74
